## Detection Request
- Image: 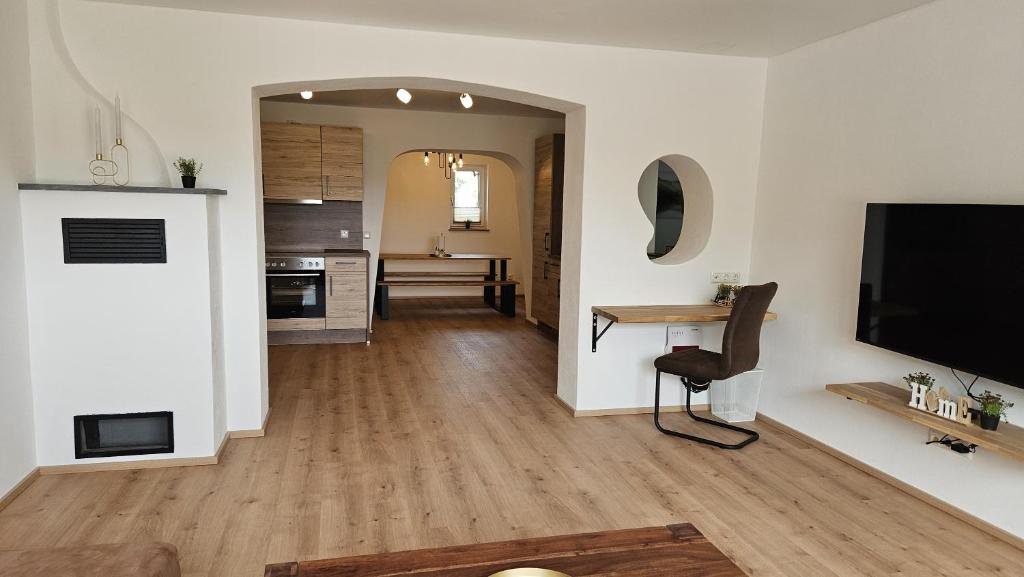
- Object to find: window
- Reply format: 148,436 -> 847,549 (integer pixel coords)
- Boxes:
451,166 -> 487,230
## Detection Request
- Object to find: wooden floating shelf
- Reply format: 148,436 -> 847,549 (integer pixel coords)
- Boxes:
592,304 -> 778,324
826,382 -> 1024,463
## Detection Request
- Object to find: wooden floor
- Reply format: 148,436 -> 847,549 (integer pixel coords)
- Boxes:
1,297 -> 1021,576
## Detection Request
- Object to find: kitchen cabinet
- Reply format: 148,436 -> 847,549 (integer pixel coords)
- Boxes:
260,122 -> 323,202
260,122 -> 364,203
532,134 -> 565,332
325,254 -> 368,333
321,126 -> 364,201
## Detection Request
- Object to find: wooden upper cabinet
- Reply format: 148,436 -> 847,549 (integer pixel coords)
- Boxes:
261,122 -> 323,202
321,126 -> 363,201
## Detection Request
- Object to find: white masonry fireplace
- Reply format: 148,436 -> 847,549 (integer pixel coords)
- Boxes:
18,184 -> 228,468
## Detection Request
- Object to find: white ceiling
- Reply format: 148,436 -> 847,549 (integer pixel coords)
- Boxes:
264,89 -> 565,118
94,0 -> 935,57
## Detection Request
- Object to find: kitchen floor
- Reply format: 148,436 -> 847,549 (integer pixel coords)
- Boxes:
0,297 -> 1019,576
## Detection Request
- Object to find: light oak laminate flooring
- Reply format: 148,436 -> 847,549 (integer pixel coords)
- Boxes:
0,298 -> 1020,576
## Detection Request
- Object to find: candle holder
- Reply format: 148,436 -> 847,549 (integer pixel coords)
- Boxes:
110,138 -> 130,186
88,153 -> 119,185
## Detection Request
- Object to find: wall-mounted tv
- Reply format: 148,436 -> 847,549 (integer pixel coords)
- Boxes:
856,203 -> 1024,388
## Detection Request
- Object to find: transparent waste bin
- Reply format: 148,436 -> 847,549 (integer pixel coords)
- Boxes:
710,368 -> 764,423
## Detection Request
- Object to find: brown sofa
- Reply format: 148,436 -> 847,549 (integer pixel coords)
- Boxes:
0,542 -> 180,577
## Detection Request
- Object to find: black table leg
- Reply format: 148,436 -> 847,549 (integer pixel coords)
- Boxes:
484,259 -> 496,307
500,283 -> 516,317
375,258 -> 389,320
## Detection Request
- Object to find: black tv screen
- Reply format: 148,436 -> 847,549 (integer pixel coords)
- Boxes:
856,203 -> 1024,388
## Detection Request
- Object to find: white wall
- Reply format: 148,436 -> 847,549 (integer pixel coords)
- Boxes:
751,0 -> 1024,538
382,153 -> 524,298
260,101 -> 562,306
0,0 -> 37,497
21,190 -> 223,465
25,0 -> 767,424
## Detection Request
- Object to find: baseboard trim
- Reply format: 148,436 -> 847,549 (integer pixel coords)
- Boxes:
229,408 -> 272,439
756,412 -> 1024,551
38,453 -> 219,476
554,395 -> 710,418
0,467 -> 41,513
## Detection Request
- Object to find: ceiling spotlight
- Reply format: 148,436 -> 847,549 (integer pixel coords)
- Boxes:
396,88 -> 412,104
459,93 -> 473,109
300,91 -> 313,100
423,151 -> 430,166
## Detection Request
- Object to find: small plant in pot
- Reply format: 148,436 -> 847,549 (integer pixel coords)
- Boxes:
977,390 -> 1014,431
713,284 -> 741,307
173,157 -> 203,188
902,371 -> 935,391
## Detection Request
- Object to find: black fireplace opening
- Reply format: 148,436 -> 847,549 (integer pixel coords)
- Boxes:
74,412 -> 174,459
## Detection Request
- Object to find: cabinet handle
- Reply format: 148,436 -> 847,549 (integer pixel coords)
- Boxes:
543,261 -> 549,280
324,175 -> 329,198
544,231 -> 550,251
334,260 -> 357,265
329,275 -> 333,296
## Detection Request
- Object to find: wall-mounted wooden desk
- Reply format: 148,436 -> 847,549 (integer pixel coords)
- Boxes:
590,305 -> 778,352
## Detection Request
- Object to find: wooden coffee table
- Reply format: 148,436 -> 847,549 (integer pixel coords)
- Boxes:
265,523 -> 746,576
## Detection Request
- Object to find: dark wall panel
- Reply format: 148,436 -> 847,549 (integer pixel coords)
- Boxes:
264,202 -> 363,252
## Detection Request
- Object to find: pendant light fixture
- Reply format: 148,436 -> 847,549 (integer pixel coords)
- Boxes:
422,151 -> 466,179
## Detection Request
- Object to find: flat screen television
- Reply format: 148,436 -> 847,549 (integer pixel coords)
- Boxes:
856,203 -> 1024,388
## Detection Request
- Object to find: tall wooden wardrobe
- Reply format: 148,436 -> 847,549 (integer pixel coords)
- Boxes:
532,134 -> 565,333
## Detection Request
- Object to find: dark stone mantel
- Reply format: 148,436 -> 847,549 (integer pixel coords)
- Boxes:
18,183 -> 227,196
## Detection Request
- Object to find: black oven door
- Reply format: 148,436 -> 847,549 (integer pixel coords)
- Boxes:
266,272 -> 326,319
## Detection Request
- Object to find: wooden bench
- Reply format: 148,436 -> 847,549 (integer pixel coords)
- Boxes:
376,278 -> 518,319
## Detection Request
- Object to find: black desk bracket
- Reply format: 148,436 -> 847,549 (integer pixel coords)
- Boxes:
592,313 -> 615,352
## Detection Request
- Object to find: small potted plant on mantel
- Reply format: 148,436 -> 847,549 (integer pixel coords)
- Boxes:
173,157 -> 203,188
977,391 -> 1015,431
903,371 -> 935,391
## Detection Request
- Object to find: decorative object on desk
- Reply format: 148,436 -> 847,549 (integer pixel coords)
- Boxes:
173,157 -> 202,188
977,390 -> 1014,431
109,94 -> 131,186
432,232 -> 451,257
88,105 -> 118,185
712,283 -> 741,307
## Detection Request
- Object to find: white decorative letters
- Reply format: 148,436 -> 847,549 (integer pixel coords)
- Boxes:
908,382 -> 929,411
937,398 -> 958,421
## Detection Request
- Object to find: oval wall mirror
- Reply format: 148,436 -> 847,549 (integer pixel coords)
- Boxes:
636,154 -> 714,265
638,160 -> 684,260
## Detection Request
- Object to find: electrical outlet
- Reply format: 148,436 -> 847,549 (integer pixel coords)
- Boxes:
339,230 -> 349,239
363,231 -> 371,239
711,272 -> 741,284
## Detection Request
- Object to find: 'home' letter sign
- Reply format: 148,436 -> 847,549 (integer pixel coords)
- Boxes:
908,383 -> 970,425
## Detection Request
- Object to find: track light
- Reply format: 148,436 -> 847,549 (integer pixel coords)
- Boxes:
396,88 -> 412,104
300,91 -> 313,100
423,152 -> 430,166
459,93 -> 473,109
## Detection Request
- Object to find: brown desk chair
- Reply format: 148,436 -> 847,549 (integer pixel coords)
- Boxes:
653,282 -> 778,450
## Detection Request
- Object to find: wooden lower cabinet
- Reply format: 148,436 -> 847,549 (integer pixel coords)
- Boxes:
326,272 -> 367,330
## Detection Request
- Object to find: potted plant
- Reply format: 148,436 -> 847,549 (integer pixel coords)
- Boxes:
173,157 -> 203,188
902,371 -> 935,391
713,284 -> 741,307
977,391 -> 1014,431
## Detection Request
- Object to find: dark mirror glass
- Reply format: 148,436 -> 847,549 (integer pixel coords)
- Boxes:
639,160 -> 684,260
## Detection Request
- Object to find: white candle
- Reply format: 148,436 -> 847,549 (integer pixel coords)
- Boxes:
114,94 -> 122,141
94,106 -> 101,157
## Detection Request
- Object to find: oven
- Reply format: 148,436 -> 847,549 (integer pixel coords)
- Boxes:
265,255 -> 326,319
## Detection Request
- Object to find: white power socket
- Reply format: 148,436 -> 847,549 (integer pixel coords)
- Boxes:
339,230 -> 349,239
711,272 -> 741,284
363,232 -> 372,239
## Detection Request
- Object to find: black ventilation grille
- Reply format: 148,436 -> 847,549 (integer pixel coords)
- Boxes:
62,218 -> 167,263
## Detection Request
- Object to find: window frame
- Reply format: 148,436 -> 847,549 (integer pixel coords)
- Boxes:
450,164 -> 489,231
